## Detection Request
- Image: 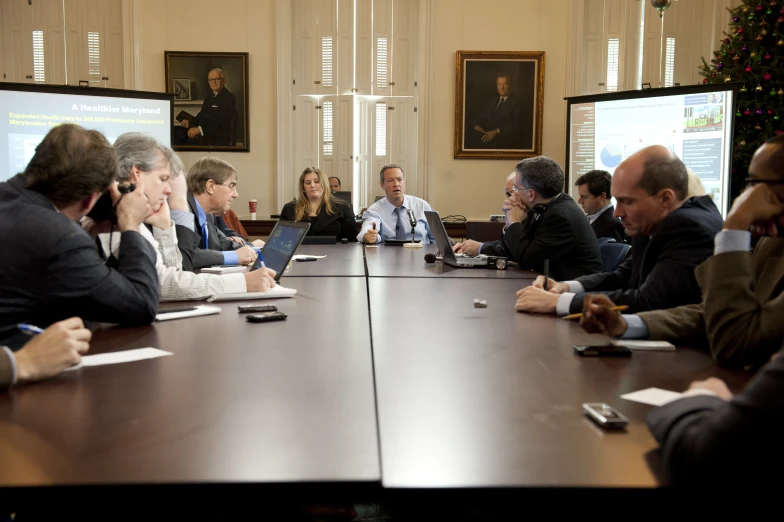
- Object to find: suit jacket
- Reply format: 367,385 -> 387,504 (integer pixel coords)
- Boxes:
0,175 -> 159,350
639,237 -> 784,367
591,205 -> 625,243
646,353 -> 784,485
280,199 -> 358,241
183,192 -> 242,270
569,195 -> 723,314
192,88 -> 236,145
502,194 -> 604,281
472,94 -> 528,149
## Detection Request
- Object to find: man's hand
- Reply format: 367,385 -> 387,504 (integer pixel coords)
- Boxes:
481,129 -> 500,144
114,183 -> 151,232
168,174 -> 189,212
687,377 -> 733,401
503,195 -> 527,225
243,268 -> 277,292
474,125 -> 486,133
580,294 -> 628,337
454,240 -> 481,256
187,127 -> 201,139
235,245 -> 258,266
724,183 -> 784,235
227,235 -> 245,245
144,199 -> 173,230
181,119 -> 190,129
251,239 -> 265,248
14,317 -> 91,382
531,275 -> 569,294
363,222 -> 379,244
515,286 -> 559,314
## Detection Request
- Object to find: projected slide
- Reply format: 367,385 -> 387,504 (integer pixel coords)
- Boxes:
569,89 -> 733,216
1,88 -> 171,182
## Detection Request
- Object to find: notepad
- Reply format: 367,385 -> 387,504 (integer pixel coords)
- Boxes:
201,265 -> 248,274
155,305 -> 222,321
64,348 -> 172,371
621,387 -> 683,406
206,285 -> 297,302
610,339 -> 676,351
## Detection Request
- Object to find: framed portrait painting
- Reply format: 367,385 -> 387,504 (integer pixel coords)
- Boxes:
165,51 -> 249,152
454,51 -> 544,159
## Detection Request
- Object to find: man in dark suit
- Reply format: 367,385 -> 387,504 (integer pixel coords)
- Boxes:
0,124 -> 159,349
575,169 -> 625,243
471,74 -> 525,149
169,156 -> 257,269
516,145 -> 723,315
646,353 -> 784,484
181,68 -> 236,146
453,171 -> 515,258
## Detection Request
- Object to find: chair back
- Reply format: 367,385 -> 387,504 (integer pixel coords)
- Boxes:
223,209 -> 249,239
597,237 -> 616,246
599,242 -> 631,272
465,221 -> 504,242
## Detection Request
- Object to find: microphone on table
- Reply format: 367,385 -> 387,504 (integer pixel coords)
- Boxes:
404,209 -> 423,248
424,253 -> 437,263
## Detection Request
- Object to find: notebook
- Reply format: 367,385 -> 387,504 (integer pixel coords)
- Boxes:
206,285 -> 297,302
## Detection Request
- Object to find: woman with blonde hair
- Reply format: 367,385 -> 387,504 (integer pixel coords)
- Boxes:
279,167 -> 357,241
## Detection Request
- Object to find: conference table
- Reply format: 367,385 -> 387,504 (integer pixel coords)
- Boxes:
0,244 -> 752,503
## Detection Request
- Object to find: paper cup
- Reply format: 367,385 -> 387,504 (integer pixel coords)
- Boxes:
249,199 -> 257,220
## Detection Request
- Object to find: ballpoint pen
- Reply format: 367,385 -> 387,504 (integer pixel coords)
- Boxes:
17,323 -> 44,336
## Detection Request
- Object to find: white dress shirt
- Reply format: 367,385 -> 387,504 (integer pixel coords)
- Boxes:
356,195 -> 436,244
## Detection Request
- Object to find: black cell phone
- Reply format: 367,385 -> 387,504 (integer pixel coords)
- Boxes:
582,403 -> 629,429
246,311 -> 288,323
573,344 -> 632,357
238,304 -> 278,313
87,183 -> 136,222
295,257 -> 318,262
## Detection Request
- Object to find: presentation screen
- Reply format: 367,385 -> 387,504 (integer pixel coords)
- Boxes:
566,85 -> 736,216
0,83 -> 172,182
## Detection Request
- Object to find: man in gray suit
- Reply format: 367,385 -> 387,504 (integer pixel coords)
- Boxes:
0,124 -> 159,349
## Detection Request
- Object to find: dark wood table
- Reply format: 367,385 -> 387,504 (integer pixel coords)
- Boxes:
0,277 -> 380,486
364,244 -> 537,279
368,278 -> 750,488
242,219 -> 472,240
280,244 -> 365,277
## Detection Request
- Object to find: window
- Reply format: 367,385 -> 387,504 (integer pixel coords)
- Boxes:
376,37 -> 388,90
321,36 -> 333,87
88,31 -> 101,82
32,31 -> 45,83
606,38 -> 619,92
664,37 -> 675,87
375,102 -> 386,156
323,100 -> 334,155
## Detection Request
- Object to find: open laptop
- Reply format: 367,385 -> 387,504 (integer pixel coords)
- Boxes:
334,191 -> 352,205
252,221 -> 310,281
424,211 -> 489,268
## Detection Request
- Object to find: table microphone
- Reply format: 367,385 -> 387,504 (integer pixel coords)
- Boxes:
404,209 -> 423,248
424,253 -> 437,263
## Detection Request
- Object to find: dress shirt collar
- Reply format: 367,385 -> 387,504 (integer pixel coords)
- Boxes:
587,203 -> 613,224
192,196 -> 207,227
380,195 -> 409,214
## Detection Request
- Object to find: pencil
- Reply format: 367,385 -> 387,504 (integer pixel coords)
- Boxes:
561,305 -> 629,320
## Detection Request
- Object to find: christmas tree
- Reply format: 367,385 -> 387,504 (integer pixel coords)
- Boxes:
700,0 -> 784,202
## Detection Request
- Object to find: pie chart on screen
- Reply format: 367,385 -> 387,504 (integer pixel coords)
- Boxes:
600,144 -> 623,168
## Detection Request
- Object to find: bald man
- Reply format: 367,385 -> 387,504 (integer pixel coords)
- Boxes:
516,145 -> 723,315
453,172 -> 517,257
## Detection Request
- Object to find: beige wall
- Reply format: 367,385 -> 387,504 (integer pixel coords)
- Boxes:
424,0 -> 569,220
137,0 -> 278,219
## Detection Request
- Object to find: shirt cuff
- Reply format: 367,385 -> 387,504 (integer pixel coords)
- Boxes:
556,293 -> 575,316
198,126 -> 204,136
477,242 -> 484,254
565,281 -> 585,293
171,209 -> 196,232
2,346 -> 17,386
222,251 -> 239,265
223,273 -> 248,293
714,229 -> 752,255
619,315 -> 649,339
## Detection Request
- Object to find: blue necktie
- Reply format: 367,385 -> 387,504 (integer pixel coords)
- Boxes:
394,207 -> 406,240
201,220 -> 209,248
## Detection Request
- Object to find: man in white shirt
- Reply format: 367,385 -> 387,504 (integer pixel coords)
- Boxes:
357,164 -> 436,244
98,133 -> 276,300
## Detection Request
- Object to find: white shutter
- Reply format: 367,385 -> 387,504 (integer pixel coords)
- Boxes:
372,0 -> 392,95
32,31 -> 45,83
392,0 -> 417,96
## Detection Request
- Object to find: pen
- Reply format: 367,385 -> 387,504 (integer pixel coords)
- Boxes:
17,323 -> 44,335
257,252 -> 266,269
543,259 -> 550,292
561,305 -> 629,321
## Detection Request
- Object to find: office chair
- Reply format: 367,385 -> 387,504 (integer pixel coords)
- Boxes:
596,237 -> 617,246
599,242 -> 631,272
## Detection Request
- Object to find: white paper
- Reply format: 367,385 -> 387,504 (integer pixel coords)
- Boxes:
207,285 -> 297,302
611,339 -> 676,351
292,255 -> 327,260
621,387 -> 683,407
65,347 -> 172,370
155,305 -> 222,322
201,265 -> 247,274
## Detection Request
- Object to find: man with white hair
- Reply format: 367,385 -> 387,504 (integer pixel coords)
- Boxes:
181,68 -> 236,146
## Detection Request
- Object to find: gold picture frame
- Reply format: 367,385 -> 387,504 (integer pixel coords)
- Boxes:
454,51 -> 545,159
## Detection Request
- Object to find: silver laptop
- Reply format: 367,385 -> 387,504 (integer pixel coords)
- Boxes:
424,211 -> 488,268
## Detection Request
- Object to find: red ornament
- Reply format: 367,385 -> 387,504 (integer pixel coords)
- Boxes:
745,66 -> 754,72
744,109 -> 752,116
757,4 -> 764,11
702,78 -> 708,84
764,73 -> 773,81
765,53 -> 772,59
738,28 -> 745,34
779,16 -> 784,22
769,110 -> 774,115
724,38 -> 731,44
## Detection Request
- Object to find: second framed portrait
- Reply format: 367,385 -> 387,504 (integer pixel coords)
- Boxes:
454,51 -> 544,159
165,51 -> 249,152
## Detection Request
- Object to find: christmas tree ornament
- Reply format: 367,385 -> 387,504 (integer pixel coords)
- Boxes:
744,109 -> 752,116
736,110 -> 743,117
756,109 -> 764,115
725,76 -> 733,82
771,89 -> 779,96
734,54 -> 741,61
740,86 -> 748,93
762,29 -> 768,35
742,6 -> 749,13
751,51 -> 757,57
724,38 -> 731,44
757,4 -> 764,11
745,66 -> 754,73
765,53 -> 772,60
764,73 -> 773,80
775,115 -> 781,121
756,124 -> 763,130
733,16 -> 740,22
717,62 -> 724,69
756,85 -> 764,92
767,8 -> 774,15
768,110 -> 774,115
778,16 -> 784,22
756,35 -> 764,41
779,39 -> 784,46
742,45 -> 749,51
779,89 -> 784,95
749,14 -> 756,21
703,78 -> 709,84
738,28 -> 745,34
740,140 -> 747,146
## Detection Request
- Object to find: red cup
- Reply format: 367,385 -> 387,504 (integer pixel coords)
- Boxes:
249,199 -> 258,213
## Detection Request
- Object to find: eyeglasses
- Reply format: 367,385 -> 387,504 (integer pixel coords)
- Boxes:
505,186 -> 519,198
216,181 -> 238,190
744,177 -> 784,186
208,77 -> 225,83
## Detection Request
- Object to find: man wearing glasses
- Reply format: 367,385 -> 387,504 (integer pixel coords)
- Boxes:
181,68 -> 236,146
579,135 -> 784,368
453,171 -> 516,257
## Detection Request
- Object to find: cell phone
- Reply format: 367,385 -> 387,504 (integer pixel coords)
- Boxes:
87,183 -> 136,222
573,344 -> 632,357
246,311 -> 288,323
582,403 -> 629,429
238,304 -> 278,313
295,257 -> 318,262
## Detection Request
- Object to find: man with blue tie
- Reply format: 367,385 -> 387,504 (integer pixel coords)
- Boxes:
357,164 -> 436,244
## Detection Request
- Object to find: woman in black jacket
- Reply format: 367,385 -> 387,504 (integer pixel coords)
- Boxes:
279,167 -> 357,242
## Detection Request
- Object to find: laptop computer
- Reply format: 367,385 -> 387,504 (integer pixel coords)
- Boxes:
334,191 -> 352,205
424,211 -> 489,268
252,221 -> 310,281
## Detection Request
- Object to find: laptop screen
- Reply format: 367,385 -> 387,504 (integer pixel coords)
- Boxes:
255,221 -> 310,280
424,211 -> 457,264
334,191 -> 352,204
